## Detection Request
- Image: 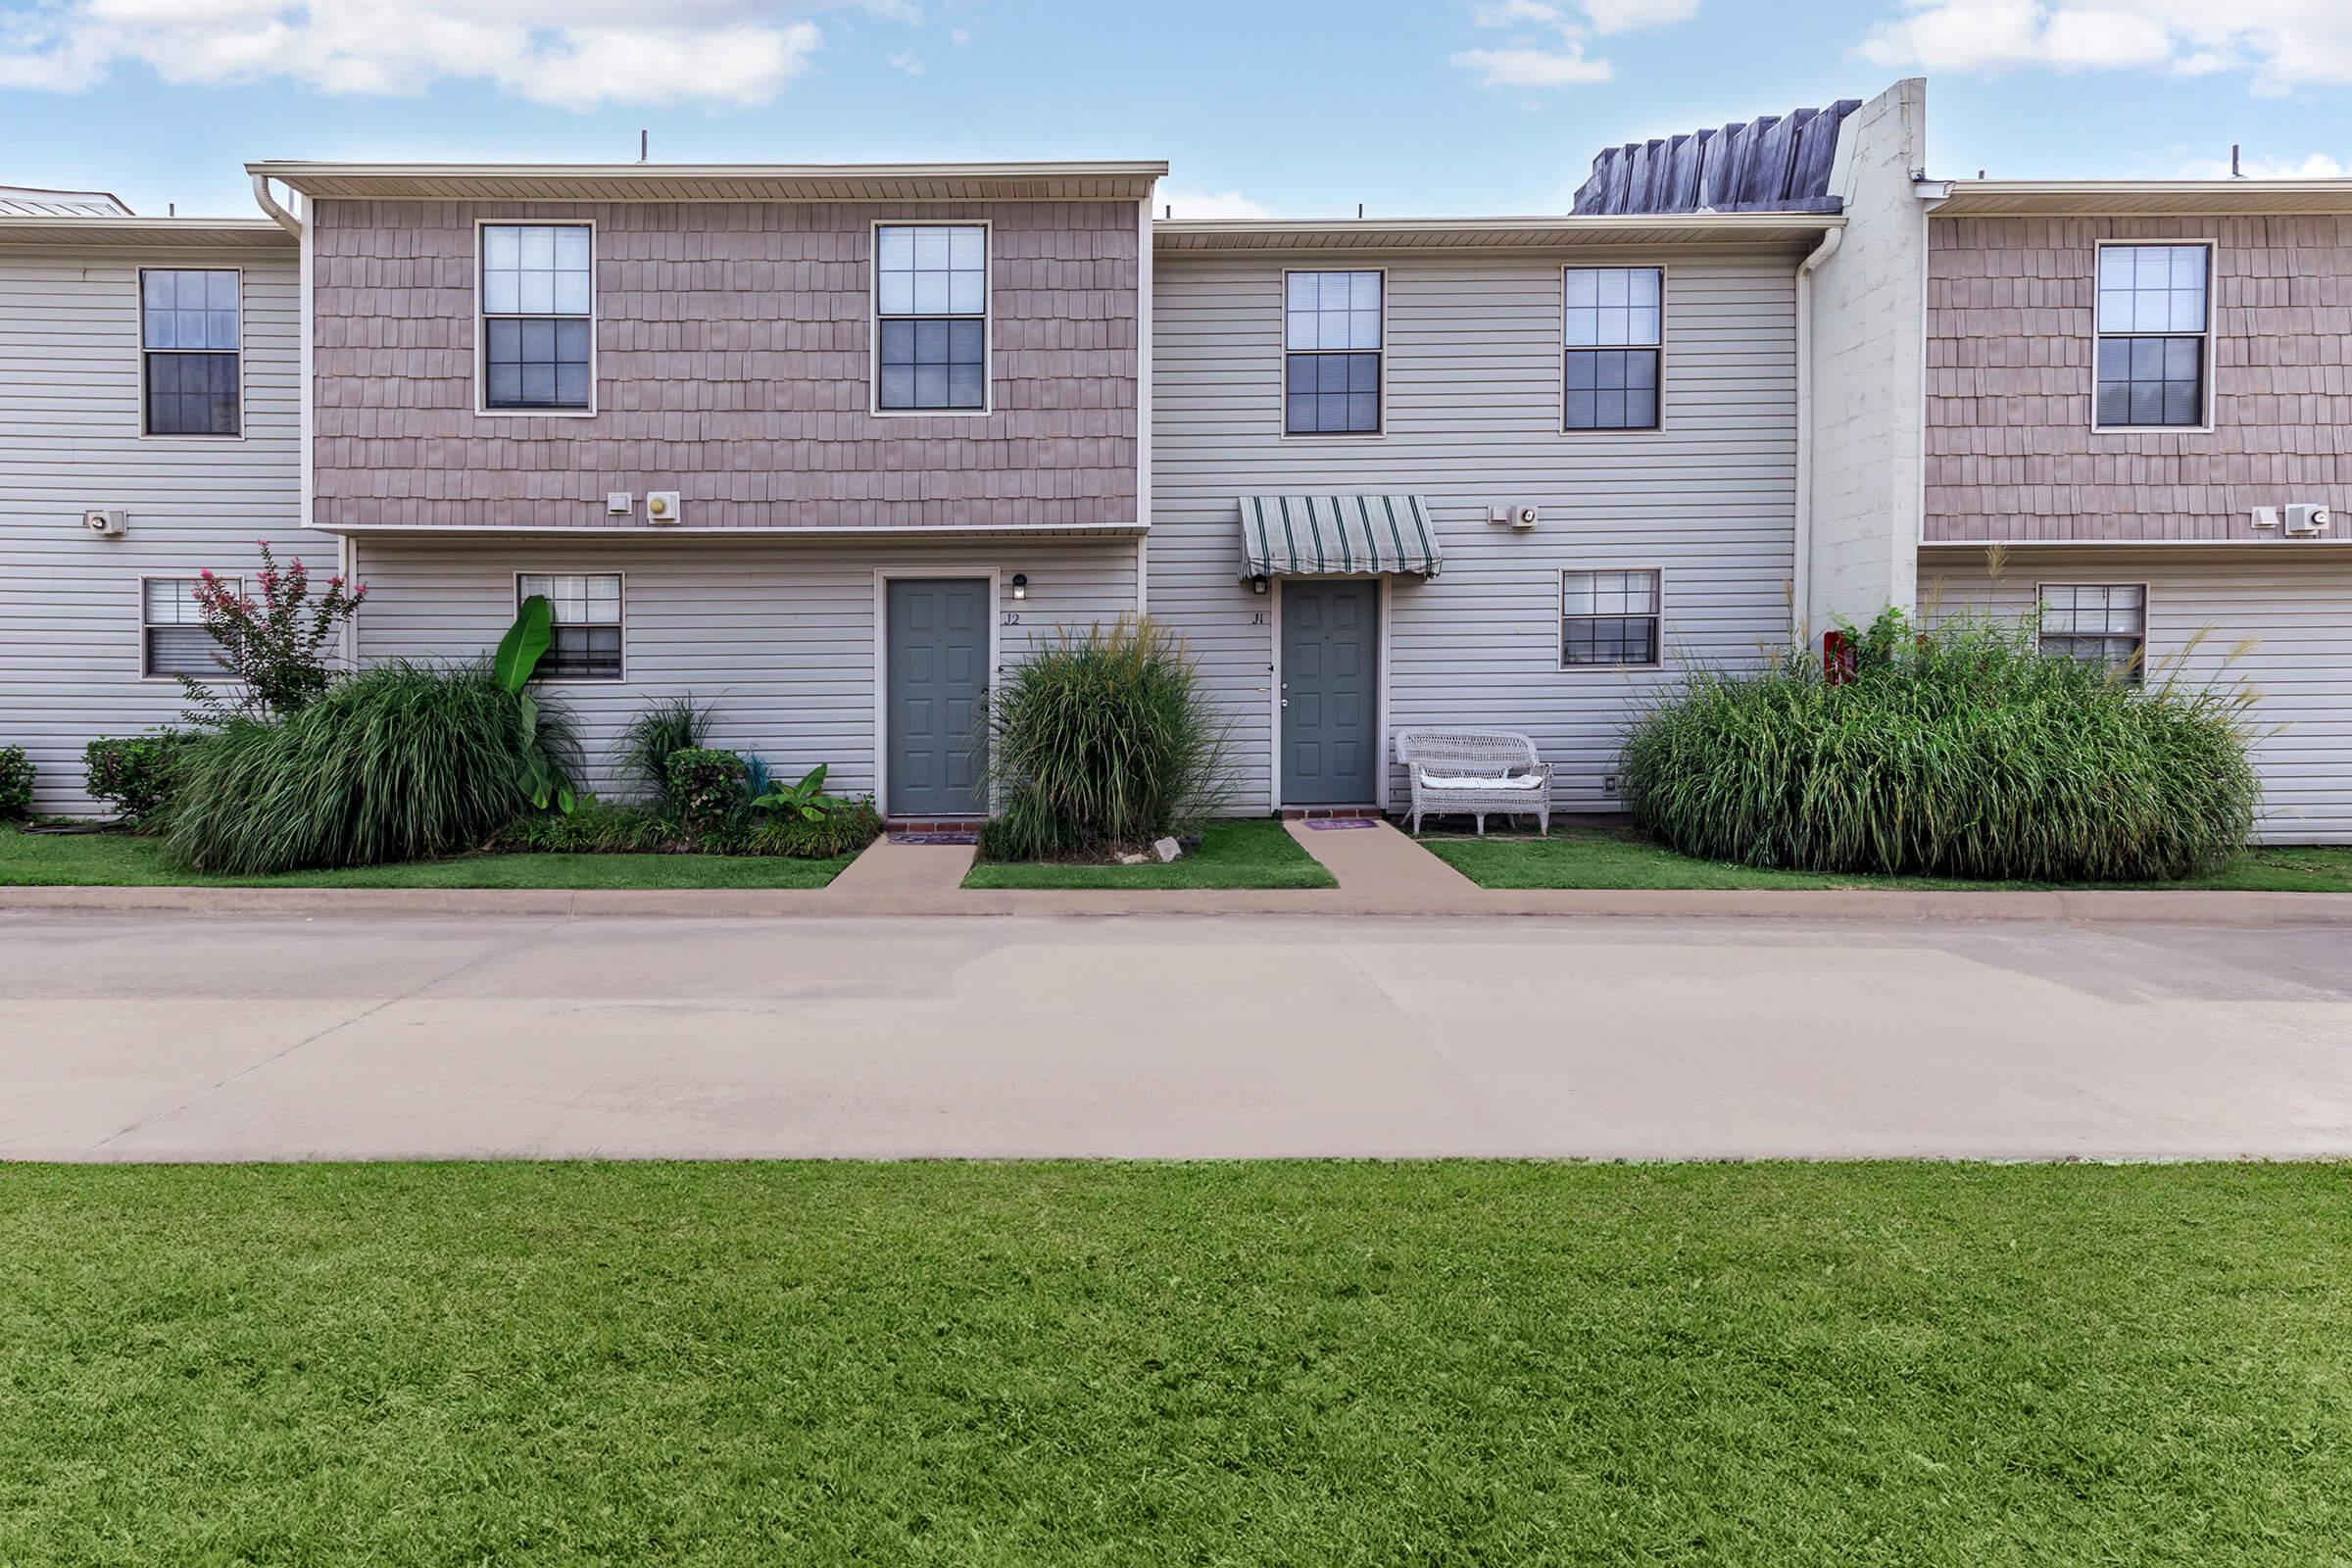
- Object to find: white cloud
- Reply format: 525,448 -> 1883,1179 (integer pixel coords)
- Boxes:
2180,151 -> 2348,178
1453,0 -> 1689,91
1451,43 -> 1612,86
887,48 -> 923,74
0,0 -> 831,105
1158,187 -> 1273,220
950,26 -> 971,45
1858,1 -> 2352,90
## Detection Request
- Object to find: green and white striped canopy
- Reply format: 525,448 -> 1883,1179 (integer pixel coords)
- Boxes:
1237,494 -> 1443,579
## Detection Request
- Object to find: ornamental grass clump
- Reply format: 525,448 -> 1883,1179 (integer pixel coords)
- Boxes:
978,616 -> 1229,861
1620,610 -> 2258,883
166,660 -> 580,874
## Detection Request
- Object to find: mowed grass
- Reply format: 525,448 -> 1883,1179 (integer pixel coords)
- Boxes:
0,826 -> 852,889
2,1162 -> 2348,1566
963,817 -> 1335,889
1423,822 -> 2352,893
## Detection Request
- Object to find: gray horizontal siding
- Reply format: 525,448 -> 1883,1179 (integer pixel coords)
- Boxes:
1924,550 -> 2352,843
353,535 -> 1140,801
0,245 -> 306,813
1150,248 -> 1801,811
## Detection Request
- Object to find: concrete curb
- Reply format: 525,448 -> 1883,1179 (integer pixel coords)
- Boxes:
4,882 -> 2350,924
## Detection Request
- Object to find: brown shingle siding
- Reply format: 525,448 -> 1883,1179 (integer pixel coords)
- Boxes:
1927,213 -> 2352,542
312,198 -> 1140,529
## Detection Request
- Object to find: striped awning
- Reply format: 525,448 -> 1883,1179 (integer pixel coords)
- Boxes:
1237,494 -> 1443,579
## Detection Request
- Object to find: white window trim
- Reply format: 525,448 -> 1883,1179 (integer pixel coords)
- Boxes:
136,266 -> 247,443
2035,579 -> 2150,683
474,218 -> 600,420
1558,565 -> 1665,672
514,569 -> 626,683
1561,263 -> 1668,437
868,219 -> 995,419
1277,266 -> 1389,441
138,572 -> 239,681
2090,239 -> 2216,436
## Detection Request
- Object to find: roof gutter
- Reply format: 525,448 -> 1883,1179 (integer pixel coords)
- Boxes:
250,173 -> 302,237
1791,222 -> 1843,638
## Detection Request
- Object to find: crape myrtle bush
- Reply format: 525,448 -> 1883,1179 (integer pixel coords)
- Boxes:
1620,610 -> 2258,883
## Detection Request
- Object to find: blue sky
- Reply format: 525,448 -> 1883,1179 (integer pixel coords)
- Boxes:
3,0 -> 2348,219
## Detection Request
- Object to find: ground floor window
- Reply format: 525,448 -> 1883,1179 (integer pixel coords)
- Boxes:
2038,583 -> 2144,680
143,576 -> 234,678
518,572 -> 623,679
1561,568 -> 1661,667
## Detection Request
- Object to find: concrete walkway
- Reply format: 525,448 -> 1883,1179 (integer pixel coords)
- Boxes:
1284,818 -> 1480,906
6,908 -> 2350,1160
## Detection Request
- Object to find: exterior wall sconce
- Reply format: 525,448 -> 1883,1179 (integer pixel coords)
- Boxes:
1010,573 -> 1029,601
1250,576 -> 1270,596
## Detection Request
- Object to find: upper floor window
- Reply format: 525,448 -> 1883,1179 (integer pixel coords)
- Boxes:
2095,244 -> 2207,430
2039,583 -> 2144,681
1565,267 -> 1661,431
1561,568 -> 1661,667
875,223 -> 988,412
140,269 -> 240,436
143,576 -> 234,677
1285,270 -> 1382,435
518,573 -> 623,680
481,224 -> 593,413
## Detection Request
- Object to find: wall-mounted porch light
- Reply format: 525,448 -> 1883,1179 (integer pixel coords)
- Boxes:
1010,573 -> 1029,601
1250,576 -> 1270,596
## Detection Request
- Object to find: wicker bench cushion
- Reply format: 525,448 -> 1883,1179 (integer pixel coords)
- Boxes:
1418,771 -> 1547,790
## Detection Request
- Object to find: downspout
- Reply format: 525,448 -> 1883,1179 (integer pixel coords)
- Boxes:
1791,222 -> 1842,645
250,173 -> 302,237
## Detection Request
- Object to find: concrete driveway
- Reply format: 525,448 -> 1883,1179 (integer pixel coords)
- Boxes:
4,909 -> 2350,1160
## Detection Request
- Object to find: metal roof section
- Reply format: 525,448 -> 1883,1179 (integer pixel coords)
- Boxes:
1154,212 -> 1839,252
244,160 -> 1168,203
1931,179 -> 2352,217
0,184 -> 131,217
1571,101 -> 1863,217
0,214 -> 292,249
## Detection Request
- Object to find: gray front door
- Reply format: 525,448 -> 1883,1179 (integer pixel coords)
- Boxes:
1281,578 -> 1379,806
886,577 -> 988,817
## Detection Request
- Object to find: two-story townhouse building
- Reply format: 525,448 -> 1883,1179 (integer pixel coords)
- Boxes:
0,191 -> 306,813
1146,81 -> 1925,813
1916,179 -> 2352,842
244,158 -> 1160,821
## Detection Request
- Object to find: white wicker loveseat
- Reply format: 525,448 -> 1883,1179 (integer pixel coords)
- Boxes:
1394,728 -> 1553,836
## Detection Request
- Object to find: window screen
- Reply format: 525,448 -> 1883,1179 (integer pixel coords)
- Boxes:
1565,268 -> 1662,431
2094,245 -> 2207,429
2039,583 -> 2145,680
482,225 -> 593,411
876,224 -> 988,411
141,269 -> 240,436
518,572 -> 622,679
143,576 -> 234,677
1562,569 -> 1661,666
1285,270 -> 1382,434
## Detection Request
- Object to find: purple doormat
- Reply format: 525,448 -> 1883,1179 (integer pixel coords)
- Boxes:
1302,818 -> 1378,831
889,831 -> 978,846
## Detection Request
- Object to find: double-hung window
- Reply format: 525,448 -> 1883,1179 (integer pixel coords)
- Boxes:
518,573 -> 622,680
875,224 -> 988,412
1561,569 -> 1661,667
140,269 -> 240,436
481,224 -> 594,413
2038,583 -> 2145,680
1564,267 -> 1661,431
1285,270 -> 1382,435
143,576 -> 233,677
2095,244 -> 2208,429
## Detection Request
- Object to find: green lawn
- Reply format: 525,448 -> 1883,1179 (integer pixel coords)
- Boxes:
2,1161 -> 2347,1565
0,826 -> 853,889
963,817 -> 1336,889
1423,823 -> 2352,893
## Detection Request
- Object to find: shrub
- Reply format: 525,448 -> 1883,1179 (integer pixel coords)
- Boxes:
0,746 -> 32,820
977,615 -> 1229,861
493,798 -> 671,855
665,749 -> 747,838
180,544 -> 368,723
1620,610 -> 2259,883
85,732 -> 190,823
714,798 -> 883,858
618,695 -> 714,808
165,660 -> 580,874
